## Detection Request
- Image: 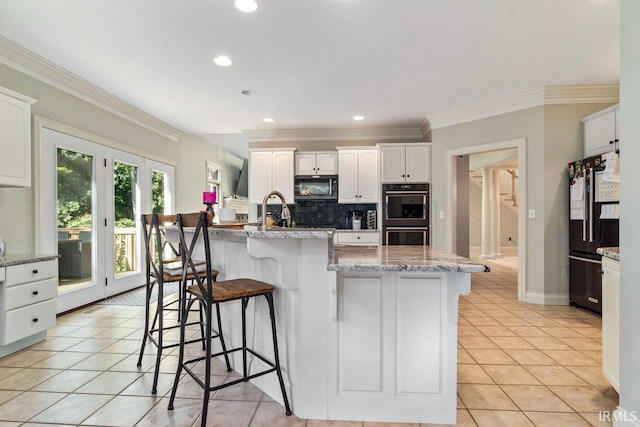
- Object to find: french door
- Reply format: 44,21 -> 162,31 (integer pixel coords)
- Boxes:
39,126 -> 174,313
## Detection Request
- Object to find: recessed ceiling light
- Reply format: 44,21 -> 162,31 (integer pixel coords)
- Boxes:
241,89 -> 255,96
234,0 -> 258,13
353,115 -> 365,121
263,117 -> 274,123
213,55 -> 232,66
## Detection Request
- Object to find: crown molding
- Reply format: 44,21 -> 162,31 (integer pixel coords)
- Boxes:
0,35 -> 183,142
242,127 -> 425,144
427,84 -> 620,130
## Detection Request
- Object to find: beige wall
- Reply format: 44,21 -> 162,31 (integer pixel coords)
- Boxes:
619,0 -> 640,416
0,63 -> 233,253
0,64 -> 176,253
431,103 -> 614,301
174,134 -> 231,213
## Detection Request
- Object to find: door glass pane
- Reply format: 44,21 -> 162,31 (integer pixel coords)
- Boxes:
152,170 -> 167,213
114,161 -> 138,276
57,148 -> 93,292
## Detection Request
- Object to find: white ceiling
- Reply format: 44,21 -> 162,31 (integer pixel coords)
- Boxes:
0,0 -> 620,135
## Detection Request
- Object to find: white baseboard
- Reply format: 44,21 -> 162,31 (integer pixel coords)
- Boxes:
525,291 -> 570,306
613,406 -> 640,427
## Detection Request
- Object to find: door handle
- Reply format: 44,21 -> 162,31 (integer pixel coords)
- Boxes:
589,167 -> 594,242
568,255 -> 602,265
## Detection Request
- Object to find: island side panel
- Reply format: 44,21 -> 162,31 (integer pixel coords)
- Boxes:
163,228 -> 334,418
246,236 -> 333,418
328,271 -> 470,424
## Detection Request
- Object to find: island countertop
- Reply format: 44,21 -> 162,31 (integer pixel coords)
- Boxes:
180,225 -> 334,239
328,245 -> 490,273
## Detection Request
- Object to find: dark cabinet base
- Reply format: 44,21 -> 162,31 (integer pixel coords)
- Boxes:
568,253 -> 602,315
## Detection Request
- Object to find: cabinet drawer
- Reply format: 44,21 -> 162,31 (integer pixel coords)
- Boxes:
3,299 -> 56,345
336,232 -> 379,245
5,278 -> 57,310
6,260 -> 57,287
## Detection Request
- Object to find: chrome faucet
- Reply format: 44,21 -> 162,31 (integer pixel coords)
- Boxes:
261,191 -> 291,230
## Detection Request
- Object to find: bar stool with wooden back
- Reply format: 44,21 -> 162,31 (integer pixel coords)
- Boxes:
136,213 -> 230,394
168,212 -> 291,426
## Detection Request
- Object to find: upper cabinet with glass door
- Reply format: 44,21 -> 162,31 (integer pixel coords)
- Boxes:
0,86 -> 36,187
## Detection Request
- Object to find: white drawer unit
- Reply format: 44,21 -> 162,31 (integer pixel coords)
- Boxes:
1,258 -> 58,346
4,299 -> 56,344
5,260 -> 57,286
5,278 -> 57,311
335,231 -> 380,246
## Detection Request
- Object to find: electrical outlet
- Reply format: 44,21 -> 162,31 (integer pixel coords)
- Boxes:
528,209 -> 535,219
439,211 -> 445,219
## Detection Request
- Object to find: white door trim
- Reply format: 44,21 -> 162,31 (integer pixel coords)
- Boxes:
445,138 -> 527,302
34,116 -> 176,312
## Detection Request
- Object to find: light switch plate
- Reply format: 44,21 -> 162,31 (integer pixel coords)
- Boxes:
528,209 -> 535,219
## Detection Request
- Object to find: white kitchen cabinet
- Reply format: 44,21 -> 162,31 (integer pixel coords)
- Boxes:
334,230 -> 379,246
0,258 -> 58,353
582,104 -> 619,158
328,271 -> 462,423
337,148 -> 378,203
602,255 -> 620,392
249,148 -> 295,204
295,152 -> 338,175
0,87 -> 37,187
380,143 -> 431,183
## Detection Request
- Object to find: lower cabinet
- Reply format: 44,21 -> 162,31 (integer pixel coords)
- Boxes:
328,271 -> 465,424
1,259 -> 58,348
602,256 -> 620,392
334,230 -> 379,246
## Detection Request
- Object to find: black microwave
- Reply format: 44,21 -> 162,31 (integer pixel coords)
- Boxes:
294,175 -> 338,200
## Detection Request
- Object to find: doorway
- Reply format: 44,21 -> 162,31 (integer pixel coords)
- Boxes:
37,123 -> 174,313
446,138 -> 527,301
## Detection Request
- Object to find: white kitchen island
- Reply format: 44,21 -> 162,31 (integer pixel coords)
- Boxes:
175,225 -> 488,425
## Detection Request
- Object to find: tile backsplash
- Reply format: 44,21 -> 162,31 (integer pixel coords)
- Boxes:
258,200 -> 377,229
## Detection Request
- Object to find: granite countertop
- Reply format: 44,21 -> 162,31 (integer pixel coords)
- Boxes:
597,247 -> 620,261
0,253 -> 60,267
182,225 -> 335,239
334,229 -> 380,233
328,245 -> 490,273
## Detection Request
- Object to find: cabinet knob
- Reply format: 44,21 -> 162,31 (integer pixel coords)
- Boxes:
32,269 -> 38,274
32,318 -> 39,323
609,140 -> 614,144
402,174 -> 405,177
33,290 -> 39,296
357,236 -> 361,239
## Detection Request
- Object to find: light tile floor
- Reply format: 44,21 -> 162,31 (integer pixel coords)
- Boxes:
0,260 -> 617,426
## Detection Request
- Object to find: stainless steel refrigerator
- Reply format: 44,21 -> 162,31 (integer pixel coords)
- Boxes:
568,152 -> 620,314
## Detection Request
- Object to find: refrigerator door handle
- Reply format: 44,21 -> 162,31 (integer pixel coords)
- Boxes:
589,167 -> 594,242
582,170 -> 587,242
568,254 -> 602,265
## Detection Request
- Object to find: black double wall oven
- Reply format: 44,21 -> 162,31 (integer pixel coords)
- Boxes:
382,183 -> 429,245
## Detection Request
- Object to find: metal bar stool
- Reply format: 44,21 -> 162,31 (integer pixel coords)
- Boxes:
136,213 -> 230,394
168,212 -> 291,427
